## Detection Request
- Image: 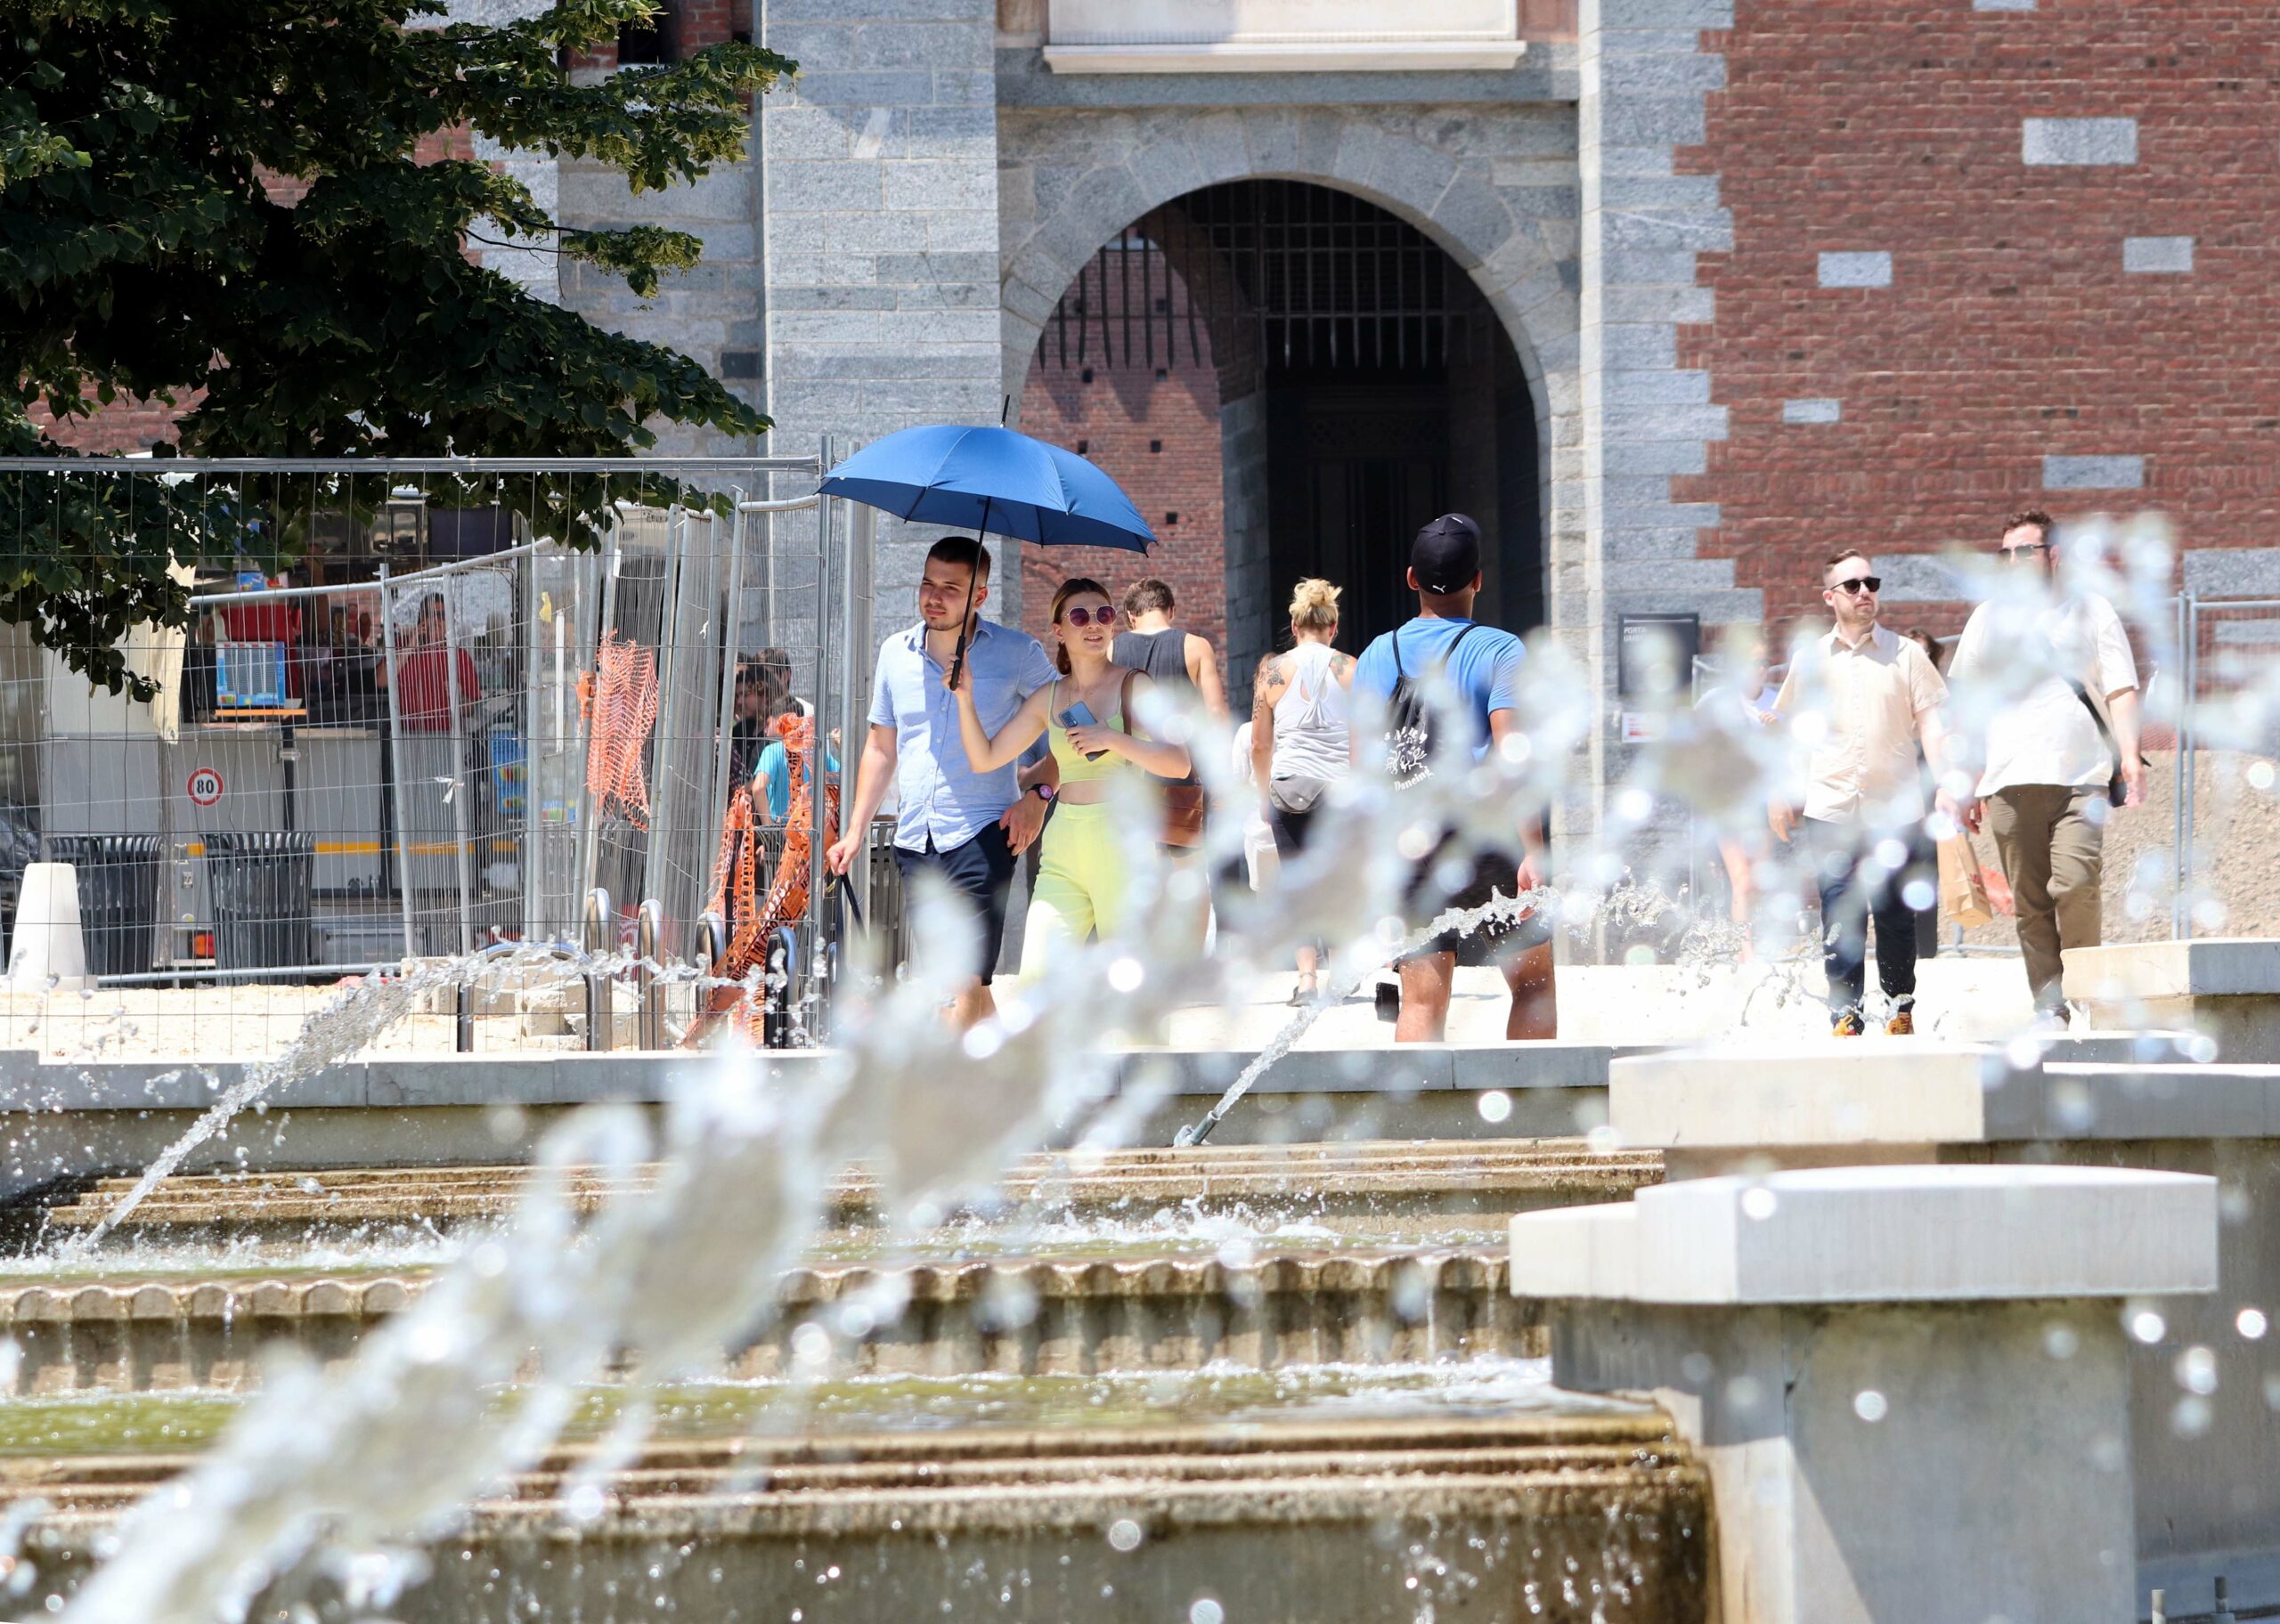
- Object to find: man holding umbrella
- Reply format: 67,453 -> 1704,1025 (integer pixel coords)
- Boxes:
826,537 -> 1058,1030
818,420 -> 1162,1029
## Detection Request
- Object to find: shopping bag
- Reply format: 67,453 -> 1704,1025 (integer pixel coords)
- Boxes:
1938,835 -> 1994,929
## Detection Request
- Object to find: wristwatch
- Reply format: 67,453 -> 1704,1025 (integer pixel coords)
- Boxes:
1031,782 -> 1054,803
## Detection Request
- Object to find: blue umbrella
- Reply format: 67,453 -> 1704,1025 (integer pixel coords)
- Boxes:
821,424 -> 1156,685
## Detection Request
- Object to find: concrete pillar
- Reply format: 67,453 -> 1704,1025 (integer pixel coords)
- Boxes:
1572,0 -> 1754,881
2067,938 -> 2280,1062
1600,1042 -> 2280,1609
1515,1165 -> 2217,1624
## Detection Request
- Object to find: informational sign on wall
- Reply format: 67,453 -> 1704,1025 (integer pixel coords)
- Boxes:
1617,613 -> 1701,700
187,766 -> 224,807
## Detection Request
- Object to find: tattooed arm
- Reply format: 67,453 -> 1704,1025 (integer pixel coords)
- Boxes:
1251,654 -> 1285,804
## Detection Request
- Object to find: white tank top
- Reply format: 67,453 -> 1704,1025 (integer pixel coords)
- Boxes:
1271,641 -> 1351,782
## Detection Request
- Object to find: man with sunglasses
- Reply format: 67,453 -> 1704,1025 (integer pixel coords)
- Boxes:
1944,509 -> 2144,1027
1770,549 -> 1950,1035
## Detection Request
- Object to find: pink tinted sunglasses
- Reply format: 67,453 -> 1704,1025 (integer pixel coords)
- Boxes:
1061,605 -> 1115,628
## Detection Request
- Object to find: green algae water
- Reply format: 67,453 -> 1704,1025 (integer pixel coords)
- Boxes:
0,1361 -> 1641,1462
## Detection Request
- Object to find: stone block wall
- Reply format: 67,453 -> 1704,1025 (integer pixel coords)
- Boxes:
1678,0 -> 2280,631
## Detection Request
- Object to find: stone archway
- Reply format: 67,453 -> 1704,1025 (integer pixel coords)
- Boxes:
997,104 -> 1582,660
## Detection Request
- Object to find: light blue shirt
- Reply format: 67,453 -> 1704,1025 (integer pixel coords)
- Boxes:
868,618 -> 1057,852
753,738 -> 841,823
1353,615 -> 1526,763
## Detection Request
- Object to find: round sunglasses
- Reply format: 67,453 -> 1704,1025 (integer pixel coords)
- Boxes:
1060,605 -> 1116,628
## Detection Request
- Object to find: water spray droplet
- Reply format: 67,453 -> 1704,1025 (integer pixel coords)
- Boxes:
1190,1599 -> 1225,1624
2129,1310 -> 2167,1345
1740,1186 -> 1779,1221
1852,1389 -> 1887,1423
1106,1519 -> 1144,1553
2237,1307 -> 2269,1341
2174,1345 -> 2219,1395
1477,1090 -> 1512,1125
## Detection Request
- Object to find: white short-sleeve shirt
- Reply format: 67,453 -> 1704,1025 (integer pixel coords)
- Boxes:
1947,591 -> 2138,797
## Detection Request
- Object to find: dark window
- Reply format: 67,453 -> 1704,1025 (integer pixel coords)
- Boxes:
617,3 -> 674,63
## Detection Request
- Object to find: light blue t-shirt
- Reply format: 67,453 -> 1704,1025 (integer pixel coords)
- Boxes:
867,617 -> 1057,852
1352,615 -> 1526,763
753,738 -> 842,822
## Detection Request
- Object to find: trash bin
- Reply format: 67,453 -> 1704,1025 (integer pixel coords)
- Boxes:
201,832 -> 315,972
44,834 -> 162,979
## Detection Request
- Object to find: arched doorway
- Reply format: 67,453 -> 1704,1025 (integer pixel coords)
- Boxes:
1016,180 -> 1543,676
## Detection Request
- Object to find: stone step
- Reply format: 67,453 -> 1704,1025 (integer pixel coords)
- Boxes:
0,1247 -> 1543,1396
35,1138 -> 1661,1242
0,1409 -> 1712,1623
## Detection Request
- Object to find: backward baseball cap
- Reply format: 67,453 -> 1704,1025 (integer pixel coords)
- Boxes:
1411,514 -> 1484,594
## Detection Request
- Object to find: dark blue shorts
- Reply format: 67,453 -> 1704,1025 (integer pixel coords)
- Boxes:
895,822 -> 1015,985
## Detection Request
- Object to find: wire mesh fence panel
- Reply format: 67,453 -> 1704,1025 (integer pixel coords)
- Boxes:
0,456 -> 834,1060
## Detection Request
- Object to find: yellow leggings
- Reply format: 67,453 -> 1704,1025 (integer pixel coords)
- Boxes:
1017,802 -> 1131,979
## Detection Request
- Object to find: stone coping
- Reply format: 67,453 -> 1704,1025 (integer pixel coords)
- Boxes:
2065,938 -> 2280,1003
1508,1165 -> 2218,1305
0,1034 -> 2161,1116
1605,1041 -> 2255,1150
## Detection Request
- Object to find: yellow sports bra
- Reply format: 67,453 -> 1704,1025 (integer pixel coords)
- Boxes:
1046,677 -> 1128,784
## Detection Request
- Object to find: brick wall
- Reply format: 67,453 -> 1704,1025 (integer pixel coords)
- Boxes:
1679,0 -> 2280,630
1016,250 -> 1227,654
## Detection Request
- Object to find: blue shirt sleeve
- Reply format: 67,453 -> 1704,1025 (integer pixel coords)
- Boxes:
756,742 -> 790,822
1018,636 -> 1058,695
866,642 -> 895,730
1486,636 -> 1524,719
1351,636 -> 1394,707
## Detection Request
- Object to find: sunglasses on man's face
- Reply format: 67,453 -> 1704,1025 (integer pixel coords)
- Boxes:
1829,576 -> 1882,596
1061,605 -> 1114,628
2002,542 -> 2051,562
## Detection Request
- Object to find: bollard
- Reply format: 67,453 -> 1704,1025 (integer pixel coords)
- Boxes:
762,928 -> 794,1050
695,910 -> 727,985
635,899 -> 664,1051
6,863 -> 91,992
583,887 -> 612,1053
454,980 -> 473,1053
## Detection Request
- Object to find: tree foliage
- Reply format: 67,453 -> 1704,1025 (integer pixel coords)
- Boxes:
0,0 -> 794,689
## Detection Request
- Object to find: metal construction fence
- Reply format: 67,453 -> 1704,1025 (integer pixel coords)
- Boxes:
0,453 -> 882,1058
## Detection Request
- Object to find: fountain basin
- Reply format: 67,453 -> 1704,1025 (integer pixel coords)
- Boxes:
0,1376 -> 1712,1623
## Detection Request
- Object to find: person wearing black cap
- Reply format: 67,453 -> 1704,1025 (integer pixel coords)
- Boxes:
1351,514 -> 1555,1043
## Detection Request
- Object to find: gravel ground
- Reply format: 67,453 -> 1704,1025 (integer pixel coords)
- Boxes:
1953,747 -> 2280,949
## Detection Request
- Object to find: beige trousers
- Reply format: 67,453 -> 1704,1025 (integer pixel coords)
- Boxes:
1987,784 -> 2105,1013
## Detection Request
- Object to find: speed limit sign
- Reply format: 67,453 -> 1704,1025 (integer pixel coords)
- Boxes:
187,767 -> 224,807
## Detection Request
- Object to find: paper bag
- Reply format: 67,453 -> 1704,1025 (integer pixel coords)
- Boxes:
1938,835 -> 1994,929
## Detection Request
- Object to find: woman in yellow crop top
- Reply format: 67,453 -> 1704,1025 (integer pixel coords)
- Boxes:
950,577 -> 1191,977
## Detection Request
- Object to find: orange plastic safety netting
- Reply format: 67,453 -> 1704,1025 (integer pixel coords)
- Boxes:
582,630 -> 660,830
690,712 -> 839,1043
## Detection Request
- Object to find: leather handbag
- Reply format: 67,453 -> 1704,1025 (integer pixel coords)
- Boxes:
1120,670 -> 1207,848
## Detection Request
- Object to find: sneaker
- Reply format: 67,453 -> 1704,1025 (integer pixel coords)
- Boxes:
1885,1008 -> 1915,1036
1831,1011 -> 1866,1037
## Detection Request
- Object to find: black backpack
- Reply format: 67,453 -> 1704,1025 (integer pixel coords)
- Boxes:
1384,621 -> 1482,786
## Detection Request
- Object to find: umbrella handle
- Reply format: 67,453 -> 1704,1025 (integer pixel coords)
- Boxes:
945,495 -> 992,694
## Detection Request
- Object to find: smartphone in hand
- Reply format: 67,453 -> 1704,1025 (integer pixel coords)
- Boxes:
1054,700 -> 1110,762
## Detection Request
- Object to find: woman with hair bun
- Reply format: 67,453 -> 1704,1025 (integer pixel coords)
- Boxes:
949,577 -> 1191,977
1250,577 -> 1355,1003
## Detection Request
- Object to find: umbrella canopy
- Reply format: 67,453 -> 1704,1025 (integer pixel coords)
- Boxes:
820,425 -> 1156,554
